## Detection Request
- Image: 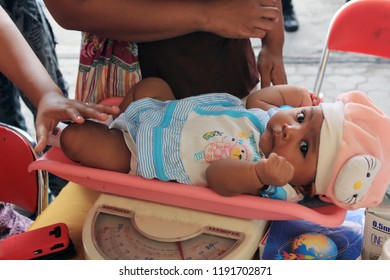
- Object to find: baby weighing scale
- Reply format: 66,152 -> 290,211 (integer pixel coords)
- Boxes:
83,193 -> 268,260
29,147 -> 347,259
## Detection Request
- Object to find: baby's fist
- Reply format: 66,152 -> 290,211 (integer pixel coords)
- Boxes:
255,153 -> 295,186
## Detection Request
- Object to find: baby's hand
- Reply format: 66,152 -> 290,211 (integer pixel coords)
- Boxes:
299,89 -> 323,107
255,153 -> 295,186
310,92 -> 323,106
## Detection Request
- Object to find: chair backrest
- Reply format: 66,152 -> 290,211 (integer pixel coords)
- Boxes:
0,122 -> 47,215
314,0 -> 390,93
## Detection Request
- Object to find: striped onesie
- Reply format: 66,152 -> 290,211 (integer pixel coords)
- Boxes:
111,93 -> 279,186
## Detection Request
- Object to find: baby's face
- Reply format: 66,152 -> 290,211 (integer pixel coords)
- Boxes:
260,106 -> 324,186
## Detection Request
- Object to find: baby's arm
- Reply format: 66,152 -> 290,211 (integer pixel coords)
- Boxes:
246,84 -> 314,110
206,153 -> 295,196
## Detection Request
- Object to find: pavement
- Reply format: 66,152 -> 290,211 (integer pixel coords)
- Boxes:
23,0 -> 390,137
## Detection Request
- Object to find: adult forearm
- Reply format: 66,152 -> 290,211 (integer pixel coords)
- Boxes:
44,0 -> 208,41
0,9 -> 61,108
43,0 -> 280,42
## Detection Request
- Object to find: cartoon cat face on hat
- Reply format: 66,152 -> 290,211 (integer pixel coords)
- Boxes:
314,91 -> 390,210
333,154 -> 381,205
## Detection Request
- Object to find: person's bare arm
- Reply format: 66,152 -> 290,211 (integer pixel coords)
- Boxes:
257,0 -> 287,88
0,7 -> 119,152
246,85 -> 313,110
206,153 -> 294,196
0,7 -> 60,110
44,0 -> 280,42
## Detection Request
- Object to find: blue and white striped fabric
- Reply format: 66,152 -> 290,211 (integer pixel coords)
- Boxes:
124,93 -> 276,185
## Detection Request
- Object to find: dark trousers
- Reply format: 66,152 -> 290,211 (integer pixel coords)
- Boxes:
282,0 -> 294,15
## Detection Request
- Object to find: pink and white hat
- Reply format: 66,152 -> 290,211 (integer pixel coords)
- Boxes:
315,91 -> 390,210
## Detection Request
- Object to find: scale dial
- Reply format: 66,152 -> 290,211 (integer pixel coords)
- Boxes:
83,194 -> 267,260
94,211 -> 241,260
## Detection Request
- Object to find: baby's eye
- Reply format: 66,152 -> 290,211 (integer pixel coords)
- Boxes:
300,140 -> 309,156
297,111 -> 305,123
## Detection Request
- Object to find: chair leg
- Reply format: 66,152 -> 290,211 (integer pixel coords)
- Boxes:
36,171 -> 49,215
313,48 -> 330,94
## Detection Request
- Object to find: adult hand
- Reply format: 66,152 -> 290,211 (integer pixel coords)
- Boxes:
255,152 -> 295,186
257,44 -> 287,88
205,0 -> 280,39
34,93 -> 120,152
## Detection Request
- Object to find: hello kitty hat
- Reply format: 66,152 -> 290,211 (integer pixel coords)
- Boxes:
315,91 -> 390,210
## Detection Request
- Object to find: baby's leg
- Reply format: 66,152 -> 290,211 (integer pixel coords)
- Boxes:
119,77 -> 175,112
60,121 -> 131,173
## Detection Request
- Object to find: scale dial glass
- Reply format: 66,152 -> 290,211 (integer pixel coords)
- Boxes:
92,210 -> 243,260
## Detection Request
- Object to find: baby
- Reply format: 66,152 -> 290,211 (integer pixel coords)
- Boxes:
60,78 -> 390,210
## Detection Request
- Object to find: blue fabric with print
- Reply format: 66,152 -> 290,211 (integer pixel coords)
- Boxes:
260,185 -> 289,201
123,93 -> 274,185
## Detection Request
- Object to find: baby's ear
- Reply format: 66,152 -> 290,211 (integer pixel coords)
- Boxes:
308,182 -> 317,197
311,182 -> 334,204
296,183 -> 315,197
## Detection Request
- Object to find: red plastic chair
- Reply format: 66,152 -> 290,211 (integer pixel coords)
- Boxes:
0,122 -> 48,216
314,0 -> 390,94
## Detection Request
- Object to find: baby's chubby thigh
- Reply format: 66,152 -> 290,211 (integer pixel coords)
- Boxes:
60,121 -> 103,162
60,120 -> 131,173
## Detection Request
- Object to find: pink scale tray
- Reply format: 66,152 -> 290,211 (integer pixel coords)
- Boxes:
29,147 -> 347,227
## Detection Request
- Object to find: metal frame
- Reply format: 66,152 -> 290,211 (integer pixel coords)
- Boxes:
313,0 -> 390,94
0,122 -> 48,215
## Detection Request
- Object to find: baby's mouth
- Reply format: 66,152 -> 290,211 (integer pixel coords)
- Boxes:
270,128 -> 284,149
260,129 -> 273,157
272,128 -> 282,139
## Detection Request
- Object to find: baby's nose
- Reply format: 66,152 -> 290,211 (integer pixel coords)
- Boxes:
282,124 -> 298,139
